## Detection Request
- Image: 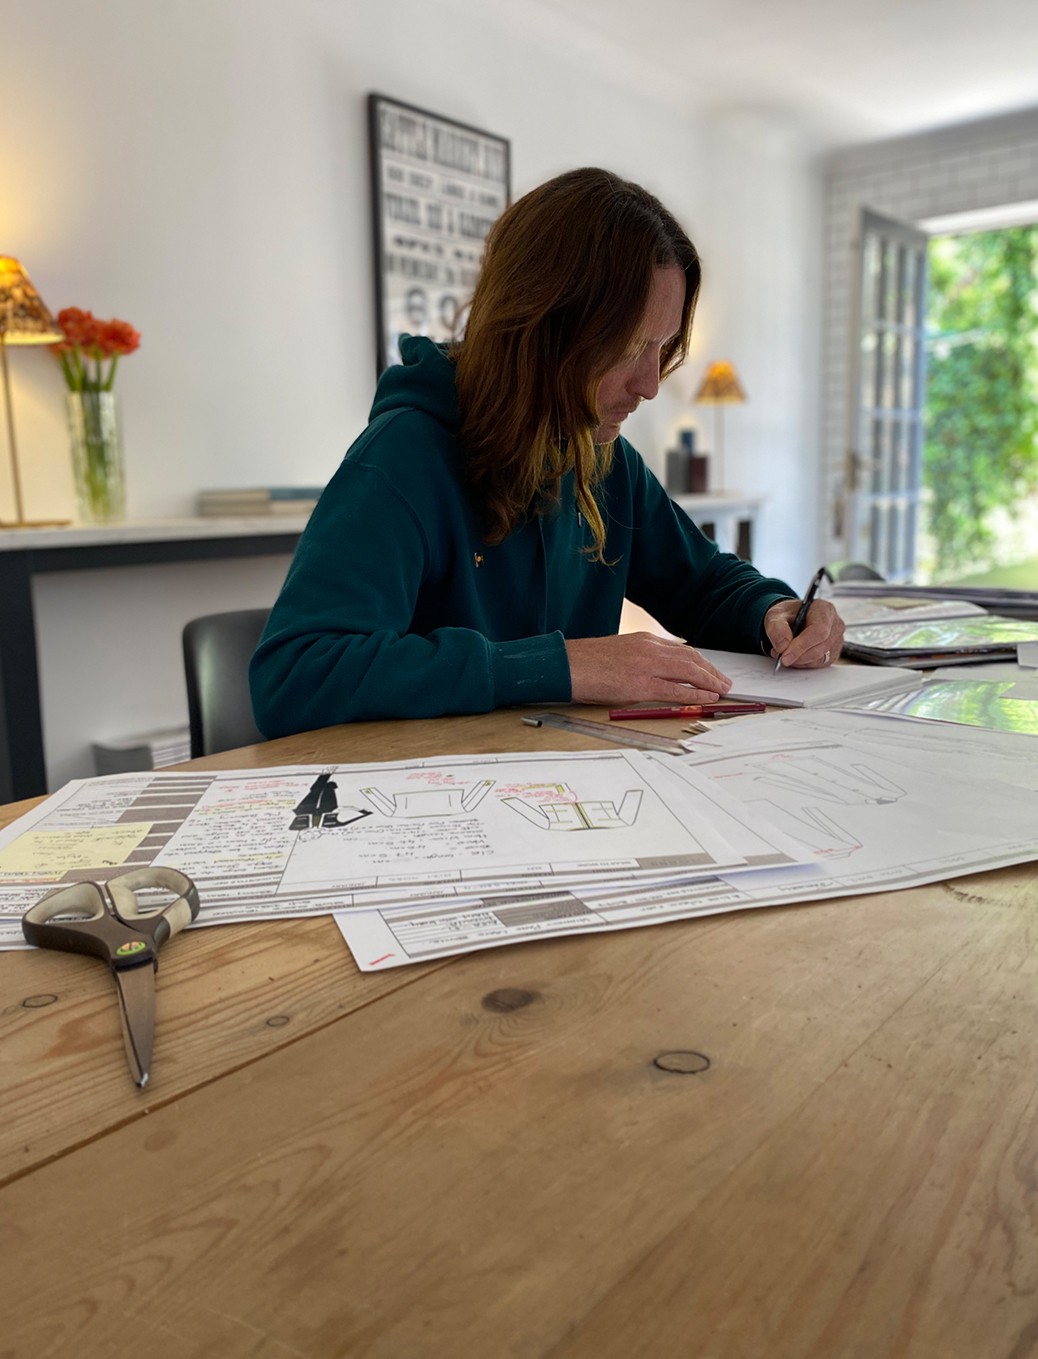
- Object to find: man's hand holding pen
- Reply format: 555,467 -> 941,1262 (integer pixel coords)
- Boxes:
764,597 -> 845,669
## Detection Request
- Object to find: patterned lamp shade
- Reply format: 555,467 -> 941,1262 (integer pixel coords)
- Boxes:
0,257 -> 62,344
695,360 -> 747,404
0,257 -> 68,527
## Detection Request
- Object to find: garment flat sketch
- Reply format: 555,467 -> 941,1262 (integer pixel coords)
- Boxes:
503,790 -> 643,831
361,780 -> 495,817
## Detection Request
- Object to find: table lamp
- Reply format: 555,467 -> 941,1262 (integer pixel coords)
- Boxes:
0,256 -> 68,527
694,360 -> 747,492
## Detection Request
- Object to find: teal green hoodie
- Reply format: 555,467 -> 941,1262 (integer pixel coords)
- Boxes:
250,337 -> 795,737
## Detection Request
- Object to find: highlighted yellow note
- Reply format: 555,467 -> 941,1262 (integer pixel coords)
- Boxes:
0,824 -> 153,881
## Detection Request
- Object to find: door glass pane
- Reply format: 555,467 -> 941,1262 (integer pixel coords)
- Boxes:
883,241 -> 899,321
870,416 -> 884,491
888,420 -> 902,492
899,335 -> 916,410
881,330 -> 898,408
860,332 -> 877,409
862,235 -> 880,324
887,502 -> 900,576
902,250 -> 918,329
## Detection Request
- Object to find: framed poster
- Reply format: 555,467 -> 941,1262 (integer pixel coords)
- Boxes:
368,93 -> 511,374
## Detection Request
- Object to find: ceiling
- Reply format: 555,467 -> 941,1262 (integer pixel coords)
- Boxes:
464,0 -> 1038,149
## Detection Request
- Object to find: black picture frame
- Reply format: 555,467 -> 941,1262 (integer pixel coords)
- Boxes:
368,93 -> 511,376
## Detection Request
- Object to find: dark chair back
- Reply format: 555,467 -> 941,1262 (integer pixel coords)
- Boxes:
183,609 -> 271,758
827,561 -> 886,582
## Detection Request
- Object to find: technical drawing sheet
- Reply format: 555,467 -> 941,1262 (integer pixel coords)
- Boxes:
735,707 -> 1038,794
667,710 -> 1038,887
0,748 -> 809,948
335,710 -> 1038,970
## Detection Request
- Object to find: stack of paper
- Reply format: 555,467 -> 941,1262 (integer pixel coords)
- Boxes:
333,710 -> 1038,969
841,616 -> 1038,666
828,594 -> 987,628
833,580 -> 1038,621
6,716 -> 1038,973
0,749 -> 813,950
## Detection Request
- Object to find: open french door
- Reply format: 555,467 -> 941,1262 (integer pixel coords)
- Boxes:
847,209 -> 929,581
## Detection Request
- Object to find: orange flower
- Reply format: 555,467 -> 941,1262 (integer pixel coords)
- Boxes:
51,306 -> 141,390
97,319 -> 141,356
57,307 -> 99,347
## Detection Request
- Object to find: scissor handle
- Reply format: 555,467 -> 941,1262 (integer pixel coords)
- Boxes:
22,868 -> 200,962
106,868 -> 200,948
22,881 -> 150,964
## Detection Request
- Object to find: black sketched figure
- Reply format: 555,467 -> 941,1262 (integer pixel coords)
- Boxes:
290,772 -> 372,831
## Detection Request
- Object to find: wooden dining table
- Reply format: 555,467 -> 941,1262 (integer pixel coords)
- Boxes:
2,704 -> 1037,1358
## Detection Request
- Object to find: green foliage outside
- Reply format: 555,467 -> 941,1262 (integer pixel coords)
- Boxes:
923,226 -> 1038,577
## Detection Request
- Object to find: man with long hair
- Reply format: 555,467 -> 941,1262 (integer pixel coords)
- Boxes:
251,169 -> 842,736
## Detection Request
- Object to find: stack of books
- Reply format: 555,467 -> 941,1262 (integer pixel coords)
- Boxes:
92,725 -> 192,776
197,487 -> 324,517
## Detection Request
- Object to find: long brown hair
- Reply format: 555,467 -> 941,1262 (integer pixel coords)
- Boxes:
454,167 -> 700,558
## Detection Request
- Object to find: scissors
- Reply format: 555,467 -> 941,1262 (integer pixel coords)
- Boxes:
21,867 -> 199,1088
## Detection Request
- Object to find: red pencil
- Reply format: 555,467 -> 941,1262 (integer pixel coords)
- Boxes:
608,703 -> 765,721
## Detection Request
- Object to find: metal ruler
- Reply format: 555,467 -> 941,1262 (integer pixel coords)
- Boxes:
521,712 -> 693,754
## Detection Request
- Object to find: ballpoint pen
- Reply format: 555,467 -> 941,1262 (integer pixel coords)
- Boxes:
608,703 -> 765,720
775,566 -> 831,672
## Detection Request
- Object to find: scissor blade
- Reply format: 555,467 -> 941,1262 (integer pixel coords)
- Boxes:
114,963 -> 156,1088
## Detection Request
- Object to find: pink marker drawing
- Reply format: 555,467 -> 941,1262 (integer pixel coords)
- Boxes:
369,953 -> 395,966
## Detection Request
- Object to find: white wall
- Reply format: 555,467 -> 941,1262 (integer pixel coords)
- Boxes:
1,0 -> 822,785
694,114 -> 824,591
34,556 -> 293,791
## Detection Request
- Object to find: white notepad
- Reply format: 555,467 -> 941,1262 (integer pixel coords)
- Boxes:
697,649 -> 924,708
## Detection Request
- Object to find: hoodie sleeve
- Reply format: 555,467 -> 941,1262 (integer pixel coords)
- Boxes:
618,445 -> 797,652
249,459 -> 571,738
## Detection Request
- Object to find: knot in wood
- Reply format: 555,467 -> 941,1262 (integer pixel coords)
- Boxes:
481,988 -> 539,1013
21,994 -> 59,1009
653,1050 -> 710,1075
265,1015 -> 291,1028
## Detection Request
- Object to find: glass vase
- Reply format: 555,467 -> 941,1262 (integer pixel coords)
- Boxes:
67,391 -> 126,522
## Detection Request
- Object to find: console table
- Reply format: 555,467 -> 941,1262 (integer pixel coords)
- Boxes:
0,518 -> 307,802
671,491 -> 765,560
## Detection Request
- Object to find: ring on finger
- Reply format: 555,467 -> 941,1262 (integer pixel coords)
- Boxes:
824,650 -> 830,664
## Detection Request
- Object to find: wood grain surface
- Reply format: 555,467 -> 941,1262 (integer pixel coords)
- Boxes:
0,706 -> 684,1185
2,709 -> 1037,1357
181,703 -> 691,771
0,706 -> 642,1184
0,914 -> 449,1185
